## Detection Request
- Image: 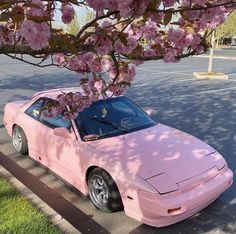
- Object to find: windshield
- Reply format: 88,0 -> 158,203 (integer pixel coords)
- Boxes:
75,97 -> 156,141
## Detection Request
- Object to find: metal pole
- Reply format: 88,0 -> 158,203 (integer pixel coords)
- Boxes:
208,30 -> 215,74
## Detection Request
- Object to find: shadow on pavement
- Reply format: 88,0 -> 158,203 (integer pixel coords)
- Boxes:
1,55 -> 236,233
129,200 -> 236,234
0,71 -> 80,92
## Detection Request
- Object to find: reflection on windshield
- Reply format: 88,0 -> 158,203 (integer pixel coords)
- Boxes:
87,116 -> 129,132
74,97 -> 156,141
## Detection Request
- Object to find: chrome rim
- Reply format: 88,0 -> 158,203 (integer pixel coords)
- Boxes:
12,129 -> 22,152
90,175 -> 109,206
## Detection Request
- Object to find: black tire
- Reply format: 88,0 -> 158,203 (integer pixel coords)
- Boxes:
12,126 -> 28,154
88,168 -> 123,213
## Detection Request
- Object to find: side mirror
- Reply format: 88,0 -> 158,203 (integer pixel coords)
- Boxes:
53,127 -> 72,139
145,108 -> 155,116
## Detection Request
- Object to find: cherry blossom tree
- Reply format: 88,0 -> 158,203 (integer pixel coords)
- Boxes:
0,0 -> 236,118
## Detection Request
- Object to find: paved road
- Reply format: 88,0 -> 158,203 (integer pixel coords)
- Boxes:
0,50 -> 236,233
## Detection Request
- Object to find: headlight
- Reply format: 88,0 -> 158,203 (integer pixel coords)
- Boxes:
146,173 -> 179,194
206,152 -> 227,170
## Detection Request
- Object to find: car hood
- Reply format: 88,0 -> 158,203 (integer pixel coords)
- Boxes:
88,124 -> 224,183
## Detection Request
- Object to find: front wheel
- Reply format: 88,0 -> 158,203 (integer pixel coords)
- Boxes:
12,126 -> 28,154
88,168 -> 123,213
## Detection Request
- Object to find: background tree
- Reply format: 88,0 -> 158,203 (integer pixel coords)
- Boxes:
216,10 -> 236,38
0,0 -> 236,118
66,14 -> 81,36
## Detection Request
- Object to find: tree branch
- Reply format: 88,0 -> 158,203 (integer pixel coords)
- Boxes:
75,11 -> 119,40
147,1 -> 236,14
4,53 -> 57,67
0,44 -> 93,55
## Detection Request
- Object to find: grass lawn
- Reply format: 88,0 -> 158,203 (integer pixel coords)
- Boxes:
0,176 -> 61,234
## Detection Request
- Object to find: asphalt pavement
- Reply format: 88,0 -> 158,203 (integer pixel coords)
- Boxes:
0,50 -> 236,233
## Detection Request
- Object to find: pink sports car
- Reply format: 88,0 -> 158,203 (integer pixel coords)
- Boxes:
4,87 -> 233,227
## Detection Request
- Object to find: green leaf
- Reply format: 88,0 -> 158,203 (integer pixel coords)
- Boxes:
0,3 -> 13,10
128,45 -> 143,59
186,25 -> 195,34
23,3 -> 41,9
118,33 -> 128,46
0,12 -> 11,21
163,11 -> 172,25
27,15 -> 51,22
80,77 -> 89,85
179,10 -> 189,21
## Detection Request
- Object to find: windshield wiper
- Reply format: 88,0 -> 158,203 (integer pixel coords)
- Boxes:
87,116 -> 129,133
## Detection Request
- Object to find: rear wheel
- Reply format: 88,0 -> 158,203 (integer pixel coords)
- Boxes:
88,168 -> 123,212
12,126 -> 28,154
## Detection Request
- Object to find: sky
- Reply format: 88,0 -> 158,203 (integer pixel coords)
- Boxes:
52,3 -> 93,30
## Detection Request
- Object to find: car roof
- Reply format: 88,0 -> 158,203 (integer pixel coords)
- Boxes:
32,87 -> 115,100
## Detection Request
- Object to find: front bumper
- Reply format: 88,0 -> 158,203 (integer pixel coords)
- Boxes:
126,166 -> 233,227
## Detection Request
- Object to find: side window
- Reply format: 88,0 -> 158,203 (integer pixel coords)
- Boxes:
40,99 -> 71,129
25,98 -> 44,120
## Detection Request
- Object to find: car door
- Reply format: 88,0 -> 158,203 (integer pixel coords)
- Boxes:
22,97 -> 46,160
37,98 -> 84,187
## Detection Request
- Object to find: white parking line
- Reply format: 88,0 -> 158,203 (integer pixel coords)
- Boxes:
137,68 -> 203,76
157,86 -> 236,101
140,65 -> 191,69
186,86 -> 236,95
194,55 -> 236,60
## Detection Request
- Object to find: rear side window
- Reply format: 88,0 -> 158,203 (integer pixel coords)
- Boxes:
40,111 -> 71,129
25,98 -> 44,120
25,97 -> 71,129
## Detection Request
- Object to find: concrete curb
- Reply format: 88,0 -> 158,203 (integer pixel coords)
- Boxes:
0,165 -> 81,234
193,72 -> 229,80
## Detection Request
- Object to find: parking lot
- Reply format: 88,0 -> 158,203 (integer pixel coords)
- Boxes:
0,50 -> 236,233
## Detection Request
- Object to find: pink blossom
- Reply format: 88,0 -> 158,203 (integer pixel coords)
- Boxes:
54,54 -> 67,67
142,18 -> 158,40
127,37 -> 138,50
154,37 -> 165,46
108,85 -> 127,96
51,106 -> 64,117
101,20 -> 113,32
3,31 -> 14,45
94,80 -> 105,91
19,21 -> 50,50
96,37 -> 113,55
144,49 -> 157,57
114,41 -> 125,53
76,103 -> 86,113
0,33 -> 3,44
131,60 -> 144,66
164,49 -> 178,63
73,92 -> 83,102
86,0 -> 109,12
88,92 -> 99,102
0,25 -> 15,45
117,0 -> 150,18
191,35 -> 202,50
164,0 -> 175,7
101,58 -> 113,71
64,111 -> 78,120
61,3 -> 75,24
26,0 -> 44,17
188,10 -> 200,21
67,56 -> 88,72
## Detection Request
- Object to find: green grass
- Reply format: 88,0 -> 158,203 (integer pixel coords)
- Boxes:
0,177 -> 61,234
